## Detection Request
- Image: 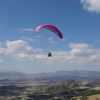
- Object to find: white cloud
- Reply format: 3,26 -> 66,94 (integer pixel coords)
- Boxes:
50,41 -> 58,44
6,40 -> 43,53
16,53 -> 30,60
81,0 -> 100,13
0,43 -> 2,47
32,48 -> 43,52
62,38 -> 67,41
69,43 -> 92,49
6,40 -> 33,53
20,28 -> 34,32
1,40 -> 100,67
15,43 -> 100,67
70,48 -> 88,57
0,59 -> 4,63
48,37 -> 53,41
0,48 -> 9,56
0,40 -> 43,62
0,43 -> 9,56
21,37 -> 36,42
30,54 -> 47,61
16,53 -> 47,61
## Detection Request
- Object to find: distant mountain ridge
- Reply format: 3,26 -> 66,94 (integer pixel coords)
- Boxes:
31,70 -> 100,77
31,70 -> 100,83
0,71 -> 26,77
0,70 -> 100,83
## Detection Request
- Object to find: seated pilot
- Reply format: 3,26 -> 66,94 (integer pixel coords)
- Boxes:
48,52 -> 52,57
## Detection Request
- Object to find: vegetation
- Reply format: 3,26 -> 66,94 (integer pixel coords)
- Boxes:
0,71 -> 100,99
0,80 -> 99,100
83,90 -> 100,96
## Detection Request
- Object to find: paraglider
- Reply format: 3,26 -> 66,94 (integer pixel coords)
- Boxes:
48,52 -> 52,57
36,24 -> 63,39
36,24 -> 63,57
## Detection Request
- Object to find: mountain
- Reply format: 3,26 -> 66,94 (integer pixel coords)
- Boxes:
0,80 -> 90,100
31,70 -> 100,77
0,70 -> 100,83
31,70 -> 100,83
0,71 -> 99,99
0,71 -> 26,77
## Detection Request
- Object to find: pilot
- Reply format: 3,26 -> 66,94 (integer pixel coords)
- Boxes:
48,52 -> 52,57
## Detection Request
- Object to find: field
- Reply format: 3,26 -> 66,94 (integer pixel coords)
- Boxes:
75,94 -> 100,100
88,94 -> 100,100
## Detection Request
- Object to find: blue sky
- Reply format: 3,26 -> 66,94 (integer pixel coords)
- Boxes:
0,0 -> 100,74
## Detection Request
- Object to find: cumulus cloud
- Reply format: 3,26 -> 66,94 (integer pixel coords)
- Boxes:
6,40 -> 33,53
5,40 -> 43,54
15,43 -> 100,67
69,43 -> 92,49
70,48 -> 88,57
0,48 -> 9,56
69,43 -> 93,57
16,53 -> 30,60
0,40 -> 100,67
81,0 -> 100,13
16,53 -> 47,61
0,40 -> 43,62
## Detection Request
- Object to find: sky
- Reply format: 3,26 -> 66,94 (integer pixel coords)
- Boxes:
0,0 -> 100,74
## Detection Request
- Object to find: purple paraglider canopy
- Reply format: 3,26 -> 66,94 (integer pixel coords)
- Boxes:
36,24 -> 63,39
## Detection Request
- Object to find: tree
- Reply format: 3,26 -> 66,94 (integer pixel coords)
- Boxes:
79,96 -> 88,100
71,97 -> 77,100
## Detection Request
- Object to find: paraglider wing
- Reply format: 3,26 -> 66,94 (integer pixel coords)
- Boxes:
36,24 -> 63,39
